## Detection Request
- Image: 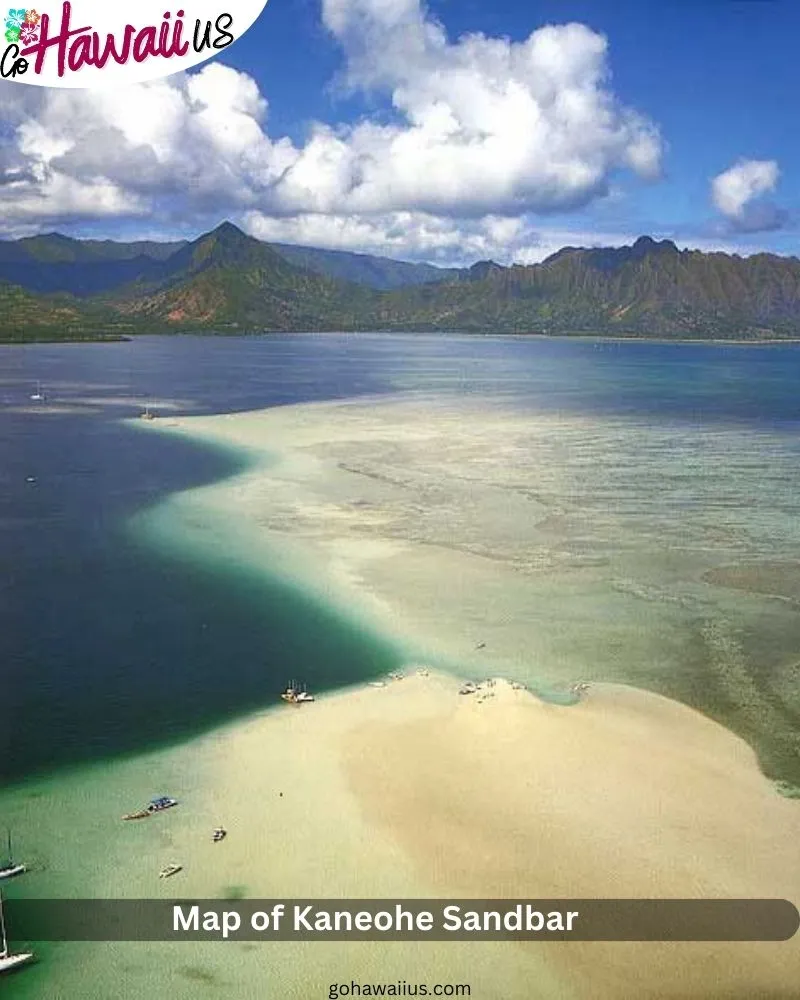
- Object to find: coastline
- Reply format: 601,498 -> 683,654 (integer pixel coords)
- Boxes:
6,329 -> 800,346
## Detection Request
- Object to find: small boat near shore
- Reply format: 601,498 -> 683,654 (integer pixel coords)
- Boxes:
0,890 -> 33,975
281,681 -> 314,705
0,833 -> 26,882
159,863 -> 182,879
122,795 -> 178,820
213,827 -> 227,843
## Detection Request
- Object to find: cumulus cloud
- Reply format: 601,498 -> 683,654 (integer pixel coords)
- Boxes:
245,210 -> 652,266
0,0 -> 663,258
710,159 -> 786,233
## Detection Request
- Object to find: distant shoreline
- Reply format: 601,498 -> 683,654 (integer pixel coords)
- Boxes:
0,333 -> 131,345
3,328 -> 800,346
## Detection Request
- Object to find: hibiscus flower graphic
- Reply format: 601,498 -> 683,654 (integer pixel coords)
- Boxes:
24,9 -> 39,27
4,25 -> 19,42
18,21 -> 36,43
5,8 -> 26,29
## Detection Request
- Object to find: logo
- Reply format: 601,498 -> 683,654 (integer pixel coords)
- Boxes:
1,1 -> 269,87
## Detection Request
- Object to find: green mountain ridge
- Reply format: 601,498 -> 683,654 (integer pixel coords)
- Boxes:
273,242 -> 460,290
0,229 -> 456,296
3,225 -> 800,341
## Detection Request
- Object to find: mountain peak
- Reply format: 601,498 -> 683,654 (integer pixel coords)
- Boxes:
176,220 -> 271,271
209,221 -> 248,240
631,235 -> 679,256
468,259 -> 504,280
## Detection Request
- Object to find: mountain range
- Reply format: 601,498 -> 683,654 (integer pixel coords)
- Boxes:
3,223 -> 800,342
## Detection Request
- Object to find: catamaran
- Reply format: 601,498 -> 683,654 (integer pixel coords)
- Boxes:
0,832 -> 26,882
0,890 -> 33,974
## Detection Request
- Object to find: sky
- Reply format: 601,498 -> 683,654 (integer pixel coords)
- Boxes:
0,0 -> 798,266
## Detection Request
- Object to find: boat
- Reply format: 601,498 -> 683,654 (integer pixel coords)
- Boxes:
123,795 -> 179,820
212,827 -> 227,843
158,863 -> 182,879
0,890 -> 33,975
139,405 -> 155,420
147,796 -> 178,813
281,681 -> 315,705
0,832 -> 26,882
29,382 -> 45,402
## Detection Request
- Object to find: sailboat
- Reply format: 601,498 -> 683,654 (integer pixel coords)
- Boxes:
0,832 -> 25,881
0,890 -> 33,974
29,382 -> 45,402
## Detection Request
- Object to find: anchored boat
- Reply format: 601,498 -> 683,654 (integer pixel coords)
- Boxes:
281,681 -> 315,705
159,863 -> 182,879
0,832 -> 26,882
0,890 -> 33,975
123,795 -> 179,821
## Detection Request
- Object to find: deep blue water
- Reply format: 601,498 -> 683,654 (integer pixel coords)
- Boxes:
2,333 -> 800,786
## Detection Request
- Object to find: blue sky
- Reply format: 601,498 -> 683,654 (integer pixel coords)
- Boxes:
0,0 -> 797,263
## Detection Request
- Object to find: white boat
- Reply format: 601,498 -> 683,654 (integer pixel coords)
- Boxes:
281,681 -> 314,704
0,832 -> 26,882
159,863 -> 182,879
0,890 -> 33,975
212,827 -> 227,843
29,382 -> 45,402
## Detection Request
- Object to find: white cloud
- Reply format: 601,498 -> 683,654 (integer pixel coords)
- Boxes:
245,209 -> 532,264
710,159 -> 785,233
0,0 -> 663,257
245,210 -> 652,266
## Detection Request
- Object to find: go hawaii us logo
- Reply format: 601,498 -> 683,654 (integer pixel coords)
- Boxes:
1,0 -> 269,87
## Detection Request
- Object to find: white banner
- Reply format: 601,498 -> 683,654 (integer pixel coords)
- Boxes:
1,1 -> 269,87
